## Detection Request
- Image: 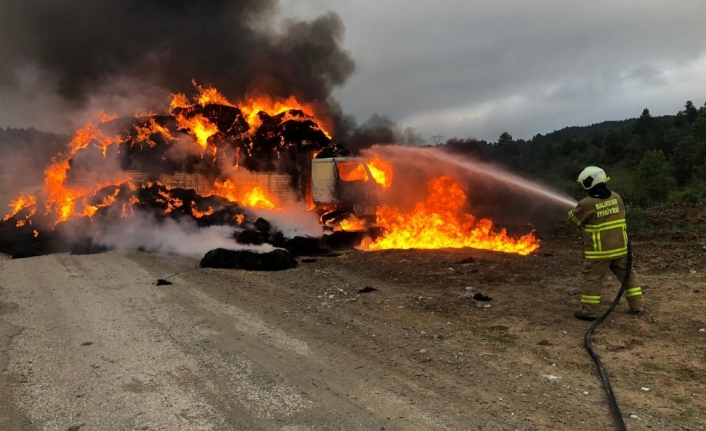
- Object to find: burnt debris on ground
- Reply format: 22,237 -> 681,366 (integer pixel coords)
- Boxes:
200,248 -> 298,271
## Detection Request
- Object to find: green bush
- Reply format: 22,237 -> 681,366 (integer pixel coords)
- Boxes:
625,205 -> 648,231
631,150 -> 678,206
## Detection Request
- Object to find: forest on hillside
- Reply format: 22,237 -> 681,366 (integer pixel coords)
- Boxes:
440,101 -> 706,208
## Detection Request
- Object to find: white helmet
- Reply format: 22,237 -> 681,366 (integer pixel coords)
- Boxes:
577,166 -> 610,190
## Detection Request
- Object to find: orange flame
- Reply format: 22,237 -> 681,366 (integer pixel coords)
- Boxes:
241,187 -> 276,210
97,110 -> 118,123
238,95 -> 331,138
208,180 -> 278,210
67,123 -> 122,157
3,193 -> 37,221
191,202 -> 215,218
83,187 -> 121,218
366,155 -> 393,190
175,113 -> 218,151
362,176 -> 539,256
193,81 -> 234,107
134,116 -> 176,147
156,190 -> 183,214
337,215 -> 367,232
169,92 -> 191,111
338,162 -> 369,182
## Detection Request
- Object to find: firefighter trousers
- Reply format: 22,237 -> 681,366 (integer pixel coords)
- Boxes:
580,256 -> 644,317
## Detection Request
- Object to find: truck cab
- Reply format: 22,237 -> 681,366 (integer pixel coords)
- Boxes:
311,157 -> 383,226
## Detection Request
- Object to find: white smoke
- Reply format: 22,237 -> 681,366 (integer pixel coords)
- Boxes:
90,210 -> 273,257
250,203 -> 323,238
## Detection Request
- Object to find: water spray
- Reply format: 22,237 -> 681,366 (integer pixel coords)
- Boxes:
364,145 -> 578,208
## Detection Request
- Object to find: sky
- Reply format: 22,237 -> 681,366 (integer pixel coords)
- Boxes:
280,0 -> 706,142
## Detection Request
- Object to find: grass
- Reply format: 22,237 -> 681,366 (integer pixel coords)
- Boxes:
644,362 -> 666,372
673,397 -> 691,405
677,368 -> 698,381
483,334 -> 518,346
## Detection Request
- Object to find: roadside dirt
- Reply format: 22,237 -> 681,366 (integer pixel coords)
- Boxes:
0,231 -> 705,430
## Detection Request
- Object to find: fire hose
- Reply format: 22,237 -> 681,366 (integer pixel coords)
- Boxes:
582,241 -> 632,431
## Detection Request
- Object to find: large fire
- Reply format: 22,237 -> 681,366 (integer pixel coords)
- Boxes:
1,81 -> 540,258
362,176 -> 539,256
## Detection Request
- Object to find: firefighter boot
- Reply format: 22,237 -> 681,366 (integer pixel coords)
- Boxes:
626,287 -> 644,315
575,301 -> 600,321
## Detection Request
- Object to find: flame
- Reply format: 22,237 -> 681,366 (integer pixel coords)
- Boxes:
235,214 -> 246,224
134,116 -> 176,147
175,113 -> 218,150
3,82 -> 332,230
83,187 -> 122,218
366,155 -> 393,190
194,82 -> 234,107
335,156 -> 392,189
68,123 -> 122,157
241,187 -> 276,210
338,162 -> 369,182
169,92 -> 191,111
97,110 -> 118,123
337,215 -> 367,232
191,202 -> 215,218
238,95 -> 331,138
33,230 -> 39,238
4,193 -> 37,221
42,158 -> 127,224
208,180 -> 278,210
155,190 -> 183,214
362,176 -> 539,256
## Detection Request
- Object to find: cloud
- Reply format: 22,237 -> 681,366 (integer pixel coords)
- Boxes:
281,0 -> 706,141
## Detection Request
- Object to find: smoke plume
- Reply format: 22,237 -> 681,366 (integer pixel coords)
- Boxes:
0,0 -> 355,129
91,211 -> 274,257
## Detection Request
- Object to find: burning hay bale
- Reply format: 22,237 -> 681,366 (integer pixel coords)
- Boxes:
200,248 -> 297,271
0,180 -> 254,258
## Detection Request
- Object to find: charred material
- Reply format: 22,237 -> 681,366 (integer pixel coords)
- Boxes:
0,180 -> 253,259
200,248 -> 297,271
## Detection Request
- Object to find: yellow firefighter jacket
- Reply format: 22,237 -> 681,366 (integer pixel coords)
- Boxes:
568,191 -> 628,260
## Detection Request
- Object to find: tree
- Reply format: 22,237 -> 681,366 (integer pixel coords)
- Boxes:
631,150 -> 677,205
603,130 -> 624,163
498,132 -> 513,145
685,101 -> 699,124
635,108 -> 654,135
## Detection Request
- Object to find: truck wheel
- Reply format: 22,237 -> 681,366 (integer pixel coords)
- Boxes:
320,208 -> 352,227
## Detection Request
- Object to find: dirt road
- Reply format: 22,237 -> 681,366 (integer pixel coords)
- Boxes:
1,237 -> 705,430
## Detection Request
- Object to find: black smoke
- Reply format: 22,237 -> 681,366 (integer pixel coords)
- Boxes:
0,0 -> 354,114
337,113 -> 425,153
0,0 -> 421,152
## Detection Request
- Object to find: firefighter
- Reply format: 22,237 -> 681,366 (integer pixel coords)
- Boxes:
569,166 -> 644,321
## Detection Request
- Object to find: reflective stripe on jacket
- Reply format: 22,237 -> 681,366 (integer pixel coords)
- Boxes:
568,192 -> 629,260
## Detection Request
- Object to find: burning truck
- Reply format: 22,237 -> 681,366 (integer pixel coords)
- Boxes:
0,83 -> 539,260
